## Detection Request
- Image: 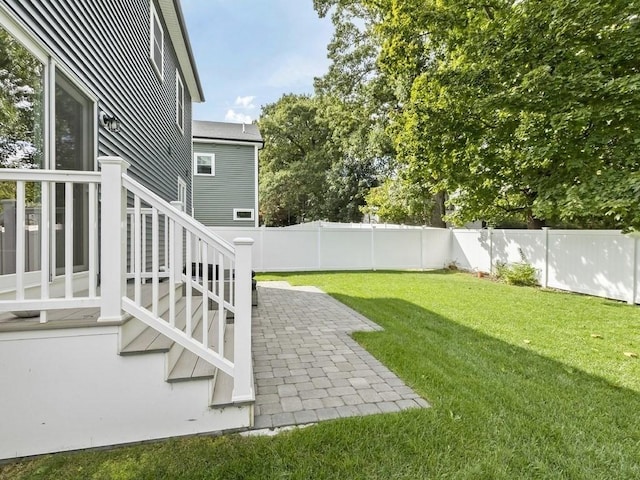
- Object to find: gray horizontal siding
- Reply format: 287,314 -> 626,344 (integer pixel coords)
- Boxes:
193,142 -> 256,227
1,0 -> 192,210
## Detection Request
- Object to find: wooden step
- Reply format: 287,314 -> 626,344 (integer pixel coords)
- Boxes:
120,295 -> 197,355
166,309 -> 226,382
119,282 -> 183,350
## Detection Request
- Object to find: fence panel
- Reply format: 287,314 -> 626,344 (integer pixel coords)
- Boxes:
373,229 -> 422,270
421,228 -> 451,270
209,225 -> 449,272
491,230 -> 546,280
320,229 -> 372,270
450,229 -> 491,272
547,230 -> 633,303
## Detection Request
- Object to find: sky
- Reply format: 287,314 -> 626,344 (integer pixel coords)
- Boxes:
181,0 -> 335,124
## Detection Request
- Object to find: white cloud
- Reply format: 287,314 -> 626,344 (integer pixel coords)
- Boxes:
225,109 -> 253,123
266,54 -> 329,88
235,95 -> 256,108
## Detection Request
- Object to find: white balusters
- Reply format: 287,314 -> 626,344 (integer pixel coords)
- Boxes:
64,182 -> 73,298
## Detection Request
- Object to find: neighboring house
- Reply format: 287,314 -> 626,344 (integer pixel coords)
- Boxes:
192,120 -> 263,227
0,1 -> 255,461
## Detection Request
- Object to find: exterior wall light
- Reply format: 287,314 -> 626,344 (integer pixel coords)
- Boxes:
99,111 -> 121,132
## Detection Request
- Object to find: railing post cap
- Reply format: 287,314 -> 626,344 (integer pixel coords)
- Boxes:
234,237 -> 255,246
98,156 -> 130,169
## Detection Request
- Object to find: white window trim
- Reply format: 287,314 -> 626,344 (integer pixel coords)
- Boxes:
149,1 -> 164,80
0,7 -> 99,172
175,69 -> 184,133
177,176 -> 187,211
194,152 -> 215,176
233,208 -> 255,221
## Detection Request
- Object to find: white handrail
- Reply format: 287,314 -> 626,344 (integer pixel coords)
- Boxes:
0,169 -> 101,183
122,173 -> 235,256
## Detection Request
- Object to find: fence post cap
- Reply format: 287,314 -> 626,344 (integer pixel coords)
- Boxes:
233,237 -> 255,246
98,157 -> 130,169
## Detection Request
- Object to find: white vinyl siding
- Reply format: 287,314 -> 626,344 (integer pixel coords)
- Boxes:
195,152 -> 214,175
150,1 -> 163,79
175,69 -> 184,133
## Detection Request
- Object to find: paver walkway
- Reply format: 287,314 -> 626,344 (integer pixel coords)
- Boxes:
252,281 -> 429,429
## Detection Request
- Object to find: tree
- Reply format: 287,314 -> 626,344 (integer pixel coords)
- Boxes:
258,92 -> 385,226
314,0 -> 448,227
374,0 -> 640,229
258,94 -> 337,225
360,176 -> 436,225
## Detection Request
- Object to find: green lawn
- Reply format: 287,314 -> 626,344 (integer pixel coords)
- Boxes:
3,271 -> 640,479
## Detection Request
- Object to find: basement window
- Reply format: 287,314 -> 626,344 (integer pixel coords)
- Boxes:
233,209 -> 254,221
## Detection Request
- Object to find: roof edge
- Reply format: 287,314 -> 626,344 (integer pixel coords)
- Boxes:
193,136 -> 264,146
158,0 -> 205,103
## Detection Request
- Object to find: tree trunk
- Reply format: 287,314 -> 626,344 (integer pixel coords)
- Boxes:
526,212 -> 545,229
430,191 -> 447,228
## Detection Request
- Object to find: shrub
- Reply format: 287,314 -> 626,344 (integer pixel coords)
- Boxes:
494,261 -> 539,287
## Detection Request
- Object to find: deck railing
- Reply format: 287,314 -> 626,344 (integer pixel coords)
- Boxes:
0,169 -> 101,322
0,157 -> 254,403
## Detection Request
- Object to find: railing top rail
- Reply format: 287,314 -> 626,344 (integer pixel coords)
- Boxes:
122,173 -> 236,256
0,168 -> 101,183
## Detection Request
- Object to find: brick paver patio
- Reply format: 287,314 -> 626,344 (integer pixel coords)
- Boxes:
252,281 -> 430,429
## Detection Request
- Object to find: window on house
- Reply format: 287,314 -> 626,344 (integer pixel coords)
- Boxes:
176,70 -> 184,132
150,1 -> 163,79
194,153 -> 214,175
233,209 -> 254,221
177,176 -> 187,211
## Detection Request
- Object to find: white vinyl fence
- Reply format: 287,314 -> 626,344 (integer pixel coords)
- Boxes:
211,224 -> 640,305
451,228 -> 640,305
209,224 -> 451,272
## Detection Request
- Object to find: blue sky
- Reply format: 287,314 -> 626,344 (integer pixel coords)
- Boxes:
181,0 -> 334,123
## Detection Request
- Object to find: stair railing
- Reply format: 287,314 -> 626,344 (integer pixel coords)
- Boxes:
99,157 -> 254,402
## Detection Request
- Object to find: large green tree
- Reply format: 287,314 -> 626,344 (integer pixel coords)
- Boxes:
314,0 -> 448,227
373,0 -> 640,229
258,92 -> 383,226
258,94 -> 334,225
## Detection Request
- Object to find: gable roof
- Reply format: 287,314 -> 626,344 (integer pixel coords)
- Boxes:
158,0 -> 204,103
193,120 -> 264,145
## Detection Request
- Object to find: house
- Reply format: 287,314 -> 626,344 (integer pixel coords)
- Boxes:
0,1 -> 254,460
192,120 -> 263,227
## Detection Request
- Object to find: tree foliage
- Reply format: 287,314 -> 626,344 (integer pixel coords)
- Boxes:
371,0 -> 640,229
258,95 -> 332,226
360,176 -> 435,225
257,92 -> 385,225
0,26 -> 43,168
0,26 -> 43,204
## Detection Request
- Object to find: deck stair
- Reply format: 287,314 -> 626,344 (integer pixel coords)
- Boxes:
119,285 -> 240,407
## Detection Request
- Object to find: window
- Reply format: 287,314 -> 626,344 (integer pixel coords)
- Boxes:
233,209 -> 255,221
175,69 -> 184,132
194,153 -> 214,175
150,1 -> 163,79
0,16 -> 97,276
177,176 -> 187,211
